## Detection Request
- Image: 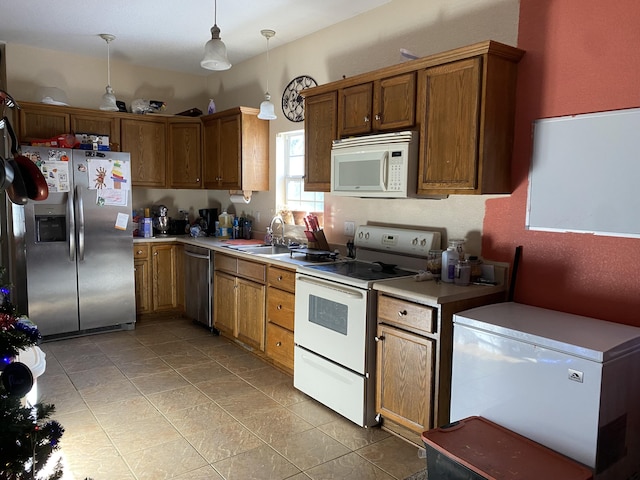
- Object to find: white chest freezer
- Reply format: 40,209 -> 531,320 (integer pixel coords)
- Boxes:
450,302 -> 640,480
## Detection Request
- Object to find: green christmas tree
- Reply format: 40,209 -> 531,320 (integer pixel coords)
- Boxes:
0,267 -> 65,480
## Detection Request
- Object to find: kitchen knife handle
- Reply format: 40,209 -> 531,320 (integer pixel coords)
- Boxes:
76,185 -> 85,261
67,189 -> 76,262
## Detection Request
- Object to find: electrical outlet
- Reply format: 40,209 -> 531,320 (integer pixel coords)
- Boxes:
344,221 -> 355,236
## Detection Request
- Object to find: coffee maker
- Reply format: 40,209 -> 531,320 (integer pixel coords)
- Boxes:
198,208 -> 218,236
153,205 -> 170,236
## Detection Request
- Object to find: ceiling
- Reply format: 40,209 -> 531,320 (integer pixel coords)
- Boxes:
0,0 -> 390,76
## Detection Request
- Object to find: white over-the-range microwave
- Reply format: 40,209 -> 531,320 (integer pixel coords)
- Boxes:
330,130 -> 418,198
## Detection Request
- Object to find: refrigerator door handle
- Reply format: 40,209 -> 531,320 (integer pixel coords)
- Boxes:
75,185 -> 85,261
67,189 -> 76,262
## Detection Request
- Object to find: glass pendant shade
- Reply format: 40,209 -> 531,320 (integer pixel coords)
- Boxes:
258,93 -> 277,120
100,86 -> 118,111
201,26 -> 231,70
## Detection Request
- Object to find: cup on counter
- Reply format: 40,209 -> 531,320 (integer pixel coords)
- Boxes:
427,249 -> 442,279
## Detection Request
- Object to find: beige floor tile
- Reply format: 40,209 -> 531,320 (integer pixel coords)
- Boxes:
123,437 -> 208,480
214,388 -> 282,420
91,396 -> 162,429
54,409 -> 104,442
131,370 -> 189,395
237,365 -> 292,389
356,435 -> 425,479
216,351 -> 271,373
67,364 -> 127,389
132,328 -> 180,346
146,385 -> 211,414
174,465 -> 225,479
212,443 -> 300,480
304,451 -> 395,480
287,399 -> 344,427
270,428 -> 351,471
318,418 -> 391,451
119,355 -> 172,377
187,334 -> 233,356
96,335 -> 146,355
195,372 -> 256,400
164,401 -> 229,435
79,377 -> 142,406
106,345 -> 159,365
59,351 -> 114,374
147,339 -> 195,356
203,342 -> 248,360
258,380 -> 309,406
105,415 -> 182,453
240,406 -> 315,444
185,416 -> 265,463
64,443 -> 135,480
160,348 -> 212,369
175,360 -> 231,383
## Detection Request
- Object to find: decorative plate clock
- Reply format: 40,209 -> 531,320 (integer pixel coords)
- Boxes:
281,75 -> 318,122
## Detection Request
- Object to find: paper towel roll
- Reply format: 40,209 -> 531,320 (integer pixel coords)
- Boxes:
230,193 -> 251,204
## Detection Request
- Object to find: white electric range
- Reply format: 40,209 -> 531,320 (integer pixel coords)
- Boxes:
293,225 -> 441,427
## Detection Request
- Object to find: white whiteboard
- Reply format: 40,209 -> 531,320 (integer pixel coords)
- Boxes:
526,107 -> 640,238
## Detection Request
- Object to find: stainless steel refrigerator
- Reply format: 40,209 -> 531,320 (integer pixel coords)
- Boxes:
16,146 -> 136,337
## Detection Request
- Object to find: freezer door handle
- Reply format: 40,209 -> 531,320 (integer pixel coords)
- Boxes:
75,186 -> 85,261
67,189 -> 76,262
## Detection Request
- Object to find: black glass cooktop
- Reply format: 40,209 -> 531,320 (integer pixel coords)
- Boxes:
305,260 -> 415,282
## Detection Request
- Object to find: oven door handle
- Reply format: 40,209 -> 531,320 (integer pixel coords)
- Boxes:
297,276 -> 364,299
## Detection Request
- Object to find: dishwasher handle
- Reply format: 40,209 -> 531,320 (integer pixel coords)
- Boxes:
184,250 -> 211,260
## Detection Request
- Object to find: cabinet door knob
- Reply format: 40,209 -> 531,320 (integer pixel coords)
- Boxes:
375,113 -> 381,121
275,341 -> 282,347
364,115 -> 370,123
277,304 -> 282,310
398,310 -> 407,317
136,250 -> 143,255
374,335 -> 385,342
277,276 -> 283,281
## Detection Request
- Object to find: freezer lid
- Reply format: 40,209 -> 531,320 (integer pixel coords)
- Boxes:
453,302 -> 640,362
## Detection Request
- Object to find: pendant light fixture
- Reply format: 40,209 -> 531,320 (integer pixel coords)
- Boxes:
201,0 -> 231,71
257,29 -> 277,120
99,34 -> 119,111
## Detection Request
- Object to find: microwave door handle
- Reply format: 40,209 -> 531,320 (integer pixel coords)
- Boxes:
382,151 -> 389,190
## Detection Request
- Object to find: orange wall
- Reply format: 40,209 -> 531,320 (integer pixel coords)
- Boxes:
483,0 -> 640,325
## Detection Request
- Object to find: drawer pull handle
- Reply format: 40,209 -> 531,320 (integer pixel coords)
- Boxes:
398,310 -> 408,317
277,305 -> 282,310
277,276 -> 283,281
276,341 -> 282,347
136,250 -> 143,255
374,335 -> 385,342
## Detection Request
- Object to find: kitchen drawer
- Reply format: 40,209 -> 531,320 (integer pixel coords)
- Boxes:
237,258 -> 266,283
267,286 -> 295,331
267,266 -> 296,292
215,253 -> 237,273
133,244 -> 150,259
378,294 -> 435,334
266,322 -> 294,371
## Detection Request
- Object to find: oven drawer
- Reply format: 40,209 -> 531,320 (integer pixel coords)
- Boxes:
267,287 -> 295,331
378,294 -> 435,334
266,323 -> 294,370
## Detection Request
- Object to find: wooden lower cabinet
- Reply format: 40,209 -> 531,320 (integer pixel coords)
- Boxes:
213,253 -> 266,351
376,324 -> 435,433
133,242 -> 183,316
265,266 -> 296,372
375,290 -> 505,445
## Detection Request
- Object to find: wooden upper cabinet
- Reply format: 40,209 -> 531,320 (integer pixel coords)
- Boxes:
121,116 -> 167,188
337,72 -> 416,137
71,114 -> 120,149
304,91 -> 337,192
338,83 -> 373,136
168,118 -> 202,189
202,107 -> 268,191
417,45 -> 522,195
18,105 -> 70,144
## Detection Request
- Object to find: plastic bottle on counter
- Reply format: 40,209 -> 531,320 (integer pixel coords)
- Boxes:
218,211 -> 233,239
232,218 -> 240,239
441,247 -> 457,283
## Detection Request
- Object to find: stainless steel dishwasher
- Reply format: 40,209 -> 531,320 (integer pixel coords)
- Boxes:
183,244 -> 214,331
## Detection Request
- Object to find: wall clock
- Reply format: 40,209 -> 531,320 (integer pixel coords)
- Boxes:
282,75 -> 317,122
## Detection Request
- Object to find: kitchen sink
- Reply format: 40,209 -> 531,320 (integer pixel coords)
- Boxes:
228,244 -> 292,256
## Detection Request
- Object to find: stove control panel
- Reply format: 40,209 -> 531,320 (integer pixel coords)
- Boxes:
355,225 -> 441,258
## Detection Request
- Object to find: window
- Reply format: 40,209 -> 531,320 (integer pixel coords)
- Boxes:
277,130 -> 323,212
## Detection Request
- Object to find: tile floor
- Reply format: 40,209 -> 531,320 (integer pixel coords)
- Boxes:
36,314 -> 427,480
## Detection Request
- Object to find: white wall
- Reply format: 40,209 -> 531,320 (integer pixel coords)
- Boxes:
6,0 -> 519,255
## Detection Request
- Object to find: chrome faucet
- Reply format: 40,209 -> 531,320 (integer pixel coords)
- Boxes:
269,215 -> 285,245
